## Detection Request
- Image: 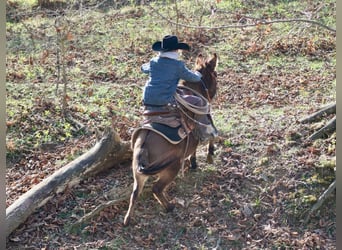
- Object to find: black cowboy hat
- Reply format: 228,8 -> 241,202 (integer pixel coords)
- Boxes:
152,35 -> 190,52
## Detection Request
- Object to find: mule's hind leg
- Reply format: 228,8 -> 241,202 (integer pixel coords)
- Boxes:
124,172 -> 148,226
152,161 -> 181,212
124,130 -> 149,226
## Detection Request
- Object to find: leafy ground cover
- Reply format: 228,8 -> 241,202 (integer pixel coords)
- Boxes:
6,0 -> 335,249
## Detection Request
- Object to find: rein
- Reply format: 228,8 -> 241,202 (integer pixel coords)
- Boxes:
174,78 -> 214,129
200,79 -> 211,103
177,104 -> 213,129
174,85 -> 210,115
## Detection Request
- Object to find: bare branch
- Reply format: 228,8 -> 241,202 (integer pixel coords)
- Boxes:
71,185 -> 132,229
308,116 -> 336,141
299,103 -> 336,124
304,180 -> 336,223
150,6 -> 336,33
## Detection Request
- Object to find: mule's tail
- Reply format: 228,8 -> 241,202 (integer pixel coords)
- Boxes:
133,129 -> 179,175
136,147 -> 179,175
138,154 -> 178,175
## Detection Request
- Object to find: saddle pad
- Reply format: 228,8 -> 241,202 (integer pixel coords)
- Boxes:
134,123 -> 187,145
143,115 -> 182,128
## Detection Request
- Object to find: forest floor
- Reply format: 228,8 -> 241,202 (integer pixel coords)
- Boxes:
6,1 -> 336,249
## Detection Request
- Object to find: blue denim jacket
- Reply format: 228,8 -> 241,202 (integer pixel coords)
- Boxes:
142,56 -> 201,106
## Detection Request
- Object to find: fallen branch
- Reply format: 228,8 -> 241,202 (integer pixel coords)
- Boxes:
72,181 -> 159,229
305,180 -> 336,223
65,112 -> 86,133
71,184 -> 132,229
300,103 -> 336,124
308,116 -> 336,140
6,127 -> 132,238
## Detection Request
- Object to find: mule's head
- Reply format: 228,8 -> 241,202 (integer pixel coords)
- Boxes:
180,53 -> 218,101
194,53 -> 218,100
193,53 -> 218,141
193,111 -> 218,142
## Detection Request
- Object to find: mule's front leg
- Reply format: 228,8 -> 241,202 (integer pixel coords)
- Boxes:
206,140 -> 215,164
190,154 -> 198,170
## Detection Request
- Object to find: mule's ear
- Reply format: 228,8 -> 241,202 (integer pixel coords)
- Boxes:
196,54 -> 204,65
207,53 -> 218,70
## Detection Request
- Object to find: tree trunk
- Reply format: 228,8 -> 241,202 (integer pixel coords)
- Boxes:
6,127 -> 132,238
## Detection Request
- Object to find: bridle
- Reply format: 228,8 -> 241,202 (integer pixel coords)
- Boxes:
199,69 -> 217,103
200,79 -> 211,103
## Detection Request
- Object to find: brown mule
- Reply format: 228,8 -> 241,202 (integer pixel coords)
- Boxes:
123,53 -> 219,226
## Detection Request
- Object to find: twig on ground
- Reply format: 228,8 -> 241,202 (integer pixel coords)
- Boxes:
65,112 -> 86,133
71,185 -> 132,229
304,180 -> 336,223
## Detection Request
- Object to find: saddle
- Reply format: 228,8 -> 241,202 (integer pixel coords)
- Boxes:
132,86 -> 210,146
132,108 -> 190,145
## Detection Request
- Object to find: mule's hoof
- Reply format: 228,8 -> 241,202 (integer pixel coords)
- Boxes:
190,166 -> 198,171
206,155 -> 214,164
190,158 -> 197,169
190,162 -> 198,170
166,203 -> 175,212
123,216 -> 130,226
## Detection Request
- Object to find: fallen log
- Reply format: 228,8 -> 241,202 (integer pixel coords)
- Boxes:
299,103 -> 336,140
6,127 -> 132,238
